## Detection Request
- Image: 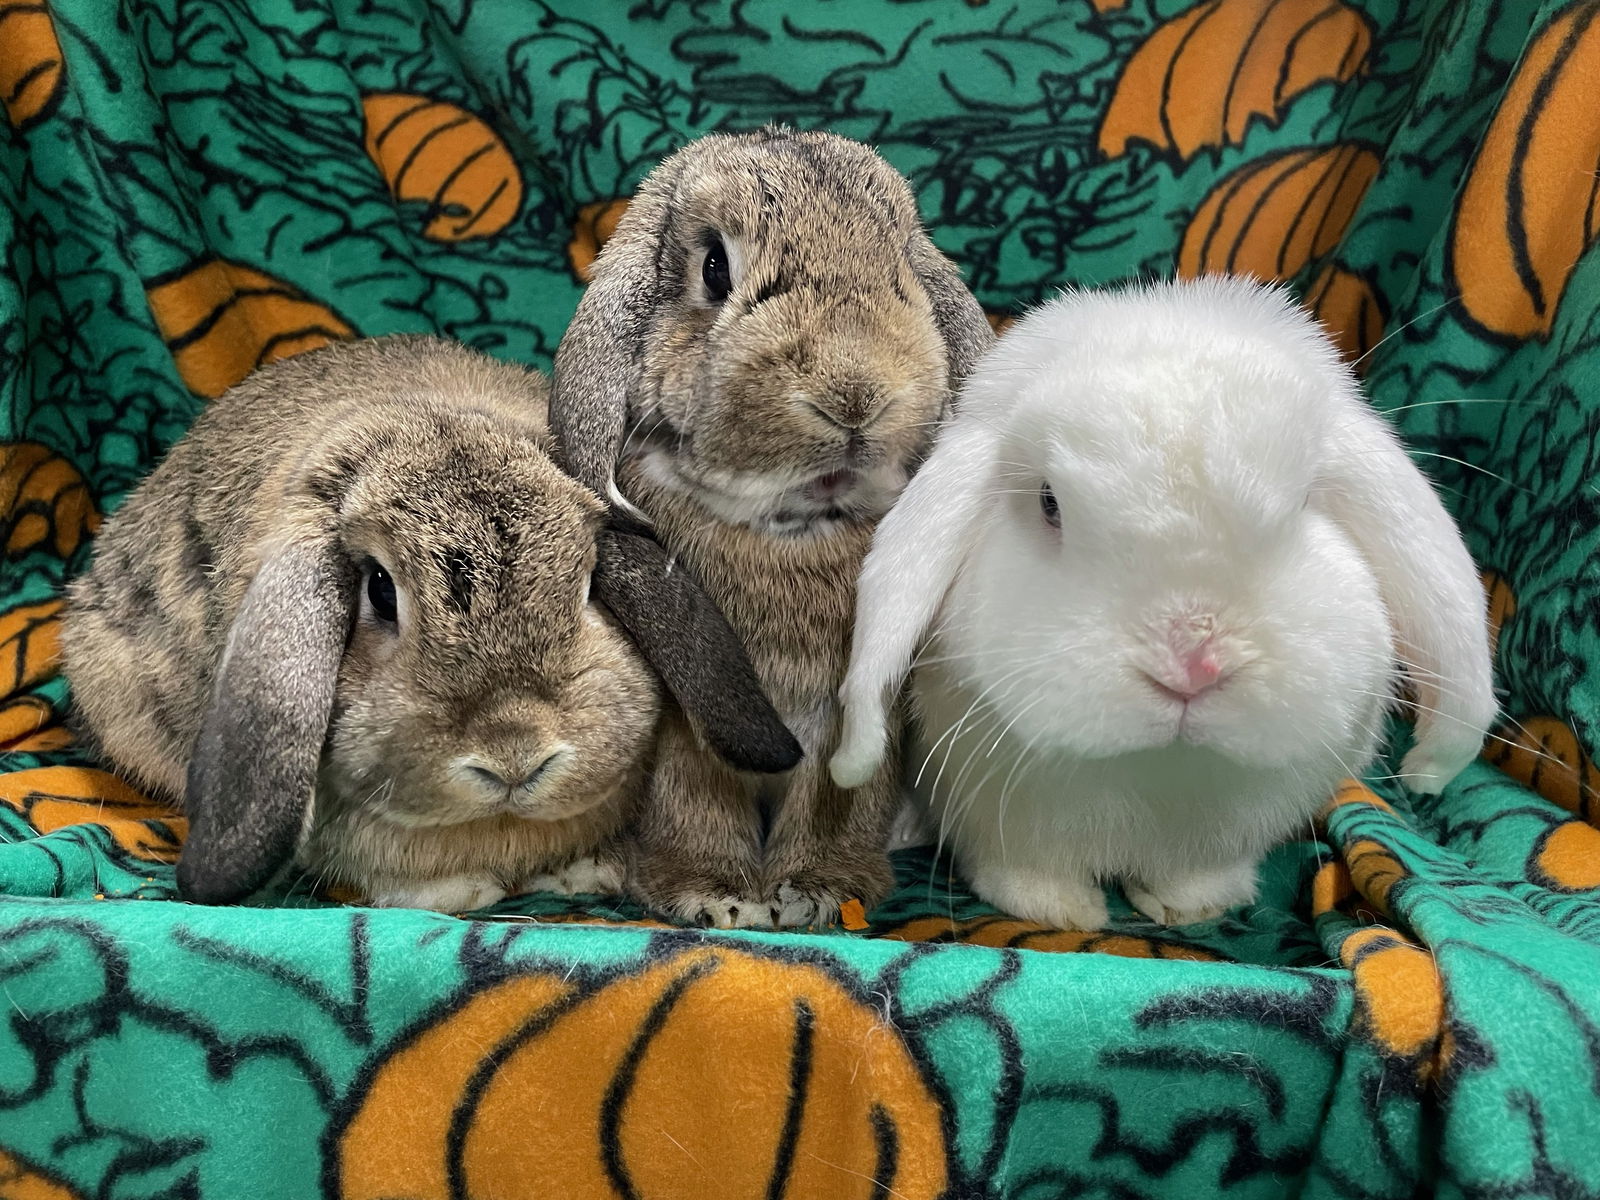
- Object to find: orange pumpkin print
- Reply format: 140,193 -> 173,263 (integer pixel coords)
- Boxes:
363,95 -> 523,242
1099,0 -> 1372,160
1343,837 -> 1407,915
1,597 -> 63,700
336,945 -> 948,1200
984,310 -> 1017,336
1321,777 -> 1396,816
1339,926 -> 1447,1076
0,694 -> 70,752
1178,144 -> 1379,281
568,197 -> 630,281
145,258 -> 354,398
877,913 -> 1223,961
1530,820 -> 1600,891
1484,715 -> 1599,825
1481,570 -> 1516,662
0,766 -> 184,863
0,0 -> 66,129
0,1147 -> 85,1200
1304,262 -> 1384,370
1450,3 -> 1600,340
2,442 -> 99,561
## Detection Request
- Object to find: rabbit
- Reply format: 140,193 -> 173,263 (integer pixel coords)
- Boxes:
549,126 -> 994,928
830,276 -> 1497,930
61,334 -> 800,911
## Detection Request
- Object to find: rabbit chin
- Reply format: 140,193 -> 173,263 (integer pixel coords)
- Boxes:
632,445 -> 910,535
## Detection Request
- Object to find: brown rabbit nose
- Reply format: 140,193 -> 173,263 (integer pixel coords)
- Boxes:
808,383 -> 890,432
465,751 -> 560,792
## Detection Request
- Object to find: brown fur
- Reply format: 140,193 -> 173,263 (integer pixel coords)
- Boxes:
62,336 -> 660,910
551,128 -> 993,926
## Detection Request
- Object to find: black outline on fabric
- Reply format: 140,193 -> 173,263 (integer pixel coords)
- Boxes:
764,996 -> 815,1200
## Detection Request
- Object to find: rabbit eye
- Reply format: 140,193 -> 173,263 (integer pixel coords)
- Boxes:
702,237 -> 732,303
366,564 -> 398,625
1040,483 -> 1061,529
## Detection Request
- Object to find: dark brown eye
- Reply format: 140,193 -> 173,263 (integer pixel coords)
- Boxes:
1040,483 -> 1060,528
702,236 -> 731,302
366,563 -> 398,625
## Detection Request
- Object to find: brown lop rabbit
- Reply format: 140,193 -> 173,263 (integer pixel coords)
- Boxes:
61,335 -> 799,912
550,128 -> 994,927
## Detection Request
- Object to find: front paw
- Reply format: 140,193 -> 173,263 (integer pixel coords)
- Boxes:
766,856 -> 894,929
632,860 -> 770,929
520,852 -> 626,898
367,873 -> 506,914
969,865 -> 1109,931
1125,860 -> 1257,926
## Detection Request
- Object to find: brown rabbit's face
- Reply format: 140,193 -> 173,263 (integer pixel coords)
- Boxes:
628,134 -> 949,536
306,421 -> 660,835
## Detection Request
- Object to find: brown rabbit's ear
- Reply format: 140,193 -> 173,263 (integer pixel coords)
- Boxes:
179,537 -> 355,904
907,233 -> 995,396
593,527 -> 803,774
549,176 -> 682,506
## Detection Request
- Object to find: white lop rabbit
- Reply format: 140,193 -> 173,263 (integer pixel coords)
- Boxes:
831,276 -> 1496,929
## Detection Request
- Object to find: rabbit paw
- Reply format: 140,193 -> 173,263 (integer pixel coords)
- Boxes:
520,852 -> 626,898
970,866 -> 1109,931
368,874 -> 506,914
766,857 -> 894,928
1126,861 -> 1256,926
672,891 -> 775,930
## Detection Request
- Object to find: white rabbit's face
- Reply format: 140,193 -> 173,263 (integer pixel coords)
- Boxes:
936,339 -> 1394,775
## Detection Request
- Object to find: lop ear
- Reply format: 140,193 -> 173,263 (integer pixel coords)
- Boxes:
593,528 -> 803,774
549,178 -> 680,511
179,537 -> 355,903
906,233 -> 995,398
831,415 -> 1003,788
1322,398 -> 1497,794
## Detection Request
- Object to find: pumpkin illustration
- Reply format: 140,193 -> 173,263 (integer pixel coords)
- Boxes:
1177,143 -> 1379,281
2,442 -> 99,560
1449,3 -> 1600,340
144,258 -> 353,398
336,945 -> 948,1200
363,94 -> 523,242
0,1147 -> 85,1200
1484,714 -> 1599,824
878,913 -> 1222,960
1530,820 -> 1600,891
1322,777 -> 1395,816
0,694 -> 70,753
0,0 -> 66,129
1,597 -> 63,700
1481,570 -> 1516,662
1339,925 -> 1446,1072
1099,0 -> 1372,160
568,197 -> 630,281
984,310 -> 1017,336
1304,262 -> 1384,370
1342,838 -> 1406,915
0,766 -> 185,863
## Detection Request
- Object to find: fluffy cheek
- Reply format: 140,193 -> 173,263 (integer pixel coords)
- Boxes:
939,531 -> 1138,757
1200,529 -> 1392,770
543,629 -> 660,805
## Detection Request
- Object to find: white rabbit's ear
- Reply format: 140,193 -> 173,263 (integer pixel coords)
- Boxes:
831,415 -> 1003,788
179,537 -> 356,903
906,234 -> 995,397
1322,397 -> 1497,794
549,177 -> 681,512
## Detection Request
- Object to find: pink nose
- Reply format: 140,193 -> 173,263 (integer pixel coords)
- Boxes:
1175,643 -> 1224,696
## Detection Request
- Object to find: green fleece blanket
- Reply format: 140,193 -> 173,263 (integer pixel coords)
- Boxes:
2,1 -> 1598,1196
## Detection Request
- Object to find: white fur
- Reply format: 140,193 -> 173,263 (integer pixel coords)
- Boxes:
832,276 -> 1496,928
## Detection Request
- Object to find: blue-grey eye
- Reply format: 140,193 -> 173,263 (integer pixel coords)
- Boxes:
1040,483 -> 1060,528
366,564 -> 398,624
702,236 -> 731,302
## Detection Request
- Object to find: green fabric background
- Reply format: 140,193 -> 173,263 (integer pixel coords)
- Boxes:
1,1 -> 1598,1196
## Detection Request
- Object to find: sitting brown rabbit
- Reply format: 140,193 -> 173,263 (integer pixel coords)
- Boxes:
61,335 -> 799,911
550,128 -> 994,927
